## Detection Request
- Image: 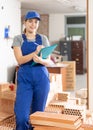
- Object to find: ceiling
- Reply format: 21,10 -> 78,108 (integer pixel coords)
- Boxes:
20,0 -> 86,15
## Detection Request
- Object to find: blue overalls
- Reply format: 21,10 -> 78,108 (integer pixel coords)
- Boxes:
14,34 -> 50,130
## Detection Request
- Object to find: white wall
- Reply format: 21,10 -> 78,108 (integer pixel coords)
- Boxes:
88,0 -> 93,110
0,0 -> 21,82
49,14 -> 65,42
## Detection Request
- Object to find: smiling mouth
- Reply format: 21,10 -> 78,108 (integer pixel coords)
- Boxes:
30,27 -> 35,30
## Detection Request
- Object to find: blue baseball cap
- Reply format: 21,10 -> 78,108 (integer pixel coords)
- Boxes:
25,11 -> 40,21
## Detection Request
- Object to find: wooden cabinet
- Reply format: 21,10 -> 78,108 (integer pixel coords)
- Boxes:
47,62 -> 76,91
60,40 -> 85,74
71,41 -> 84,74
62,61 -> 76,91
60,41 -> 71,61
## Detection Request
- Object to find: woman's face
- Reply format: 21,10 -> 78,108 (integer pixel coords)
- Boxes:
25,19 -> 39,34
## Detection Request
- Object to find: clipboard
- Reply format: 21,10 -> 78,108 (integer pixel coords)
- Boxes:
31,43 -> 58,66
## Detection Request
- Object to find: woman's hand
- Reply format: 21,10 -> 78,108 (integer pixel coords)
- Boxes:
35,45 -> 44,54
33,45 -> 55,66
33,54 -> 55,67
33,54 -> 42,64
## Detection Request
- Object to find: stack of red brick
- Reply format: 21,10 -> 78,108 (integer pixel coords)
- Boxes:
0,83 -> 16,129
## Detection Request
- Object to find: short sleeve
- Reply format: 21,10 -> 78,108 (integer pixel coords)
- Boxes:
41,34 -> 50,47
12,35 -> 23,48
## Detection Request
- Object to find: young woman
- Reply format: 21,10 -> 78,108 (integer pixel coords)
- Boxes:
12,11 -> 53,130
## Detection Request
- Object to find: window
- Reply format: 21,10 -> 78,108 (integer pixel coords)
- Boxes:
65,16 -> 86,40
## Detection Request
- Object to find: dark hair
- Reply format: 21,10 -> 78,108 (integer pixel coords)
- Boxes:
23,28 -> 26,33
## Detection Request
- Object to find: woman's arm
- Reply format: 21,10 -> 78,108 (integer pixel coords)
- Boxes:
32,35 -> 55,66
33,55 -> 54,67
40,57 -> 54,67
13,45 -> 43,65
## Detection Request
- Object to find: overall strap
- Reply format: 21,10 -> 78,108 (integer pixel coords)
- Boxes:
22,33 -> 42,45
22,34 -> 27,41
36,34 -> 42,45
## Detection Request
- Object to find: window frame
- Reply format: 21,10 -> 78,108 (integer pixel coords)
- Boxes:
65,15 -> 86,40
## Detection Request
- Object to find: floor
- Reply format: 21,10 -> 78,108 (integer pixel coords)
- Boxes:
75,73 -> 87,91
70,73 -> 87,97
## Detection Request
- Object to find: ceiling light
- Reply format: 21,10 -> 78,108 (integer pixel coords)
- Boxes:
57,0 -> 71,4
57,0 -> 70,2
57,0 -> 72,6
73,6 -> 86,12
